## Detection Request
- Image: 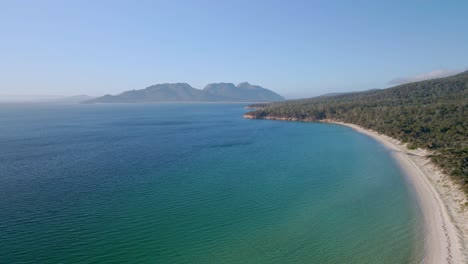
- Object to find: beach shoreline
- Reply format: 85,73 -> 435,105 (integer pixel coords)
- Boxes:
322,120 -> 467,264
244,113 -> 467,263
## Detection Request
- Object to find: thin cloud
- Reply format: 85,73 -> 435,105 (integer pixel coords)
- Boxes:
388,69 -> 462,85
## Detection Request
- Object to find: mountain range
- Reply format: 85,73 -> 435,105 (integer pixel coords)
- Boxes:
85,82 -> 284,103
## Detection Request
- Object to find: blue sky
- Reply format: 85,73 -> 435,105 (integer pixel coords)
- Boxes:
1,0 -> 467,98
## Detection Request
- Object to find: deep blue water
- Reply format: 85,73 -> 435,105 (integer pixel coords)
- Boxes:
0,103 -> 422,263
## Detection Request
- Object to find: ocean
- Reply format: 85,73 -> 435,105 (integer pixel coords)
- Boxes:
0,103 -> 423,263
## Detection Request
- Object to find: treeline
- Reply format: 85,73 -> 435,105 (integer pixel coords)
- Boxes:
245,103 -> 270,109
246,71 -> 468,192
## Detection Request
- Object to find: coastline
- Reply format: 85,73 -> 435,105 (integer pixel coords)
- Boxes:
244,114 -> 467,263
324,120 -> 467,264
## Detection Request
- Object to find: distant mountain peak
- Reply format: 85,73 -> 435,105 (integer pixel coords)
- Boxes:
85,82 -> 284,103
203,82 -> 237,90
456,70 -> 468,76
147,83 -> 192,89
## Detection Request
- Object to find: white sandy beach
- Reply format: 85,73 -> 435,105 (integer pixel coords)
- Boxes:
326,120 -> 468,264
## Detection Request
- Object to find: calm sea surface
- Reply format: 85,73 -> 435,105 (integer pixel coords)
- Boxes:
0,103 -> 422,263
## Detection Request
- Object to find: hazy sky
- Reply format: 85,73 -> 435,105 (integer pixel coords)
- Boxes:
1,0 -> 467,98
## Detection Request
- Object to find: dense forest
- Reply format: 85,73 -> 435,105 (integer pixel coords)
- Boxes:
245,71 -> 468,192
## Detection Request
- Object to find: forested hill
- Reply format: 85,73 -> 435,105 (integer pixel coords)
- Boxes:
245,71 -> 468,191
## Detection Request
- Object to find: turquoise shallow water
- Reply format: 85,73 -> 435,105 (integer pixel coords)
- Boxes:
0,103 -> 422,263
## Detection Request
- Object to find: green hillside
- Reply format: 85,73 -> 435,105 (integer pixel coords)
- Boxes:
246,71 -> 468,191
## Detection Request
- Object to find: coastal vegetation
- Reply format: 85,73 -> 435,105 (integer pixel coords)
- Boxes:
245,71 -> 468,192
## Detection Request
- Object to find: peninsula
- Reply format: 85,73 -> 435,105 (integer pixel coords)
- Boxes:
244,71 -> 468,263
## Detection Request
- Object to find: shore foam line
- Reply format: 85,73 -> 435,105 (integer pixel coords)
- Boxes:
323,120 -> 467,264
